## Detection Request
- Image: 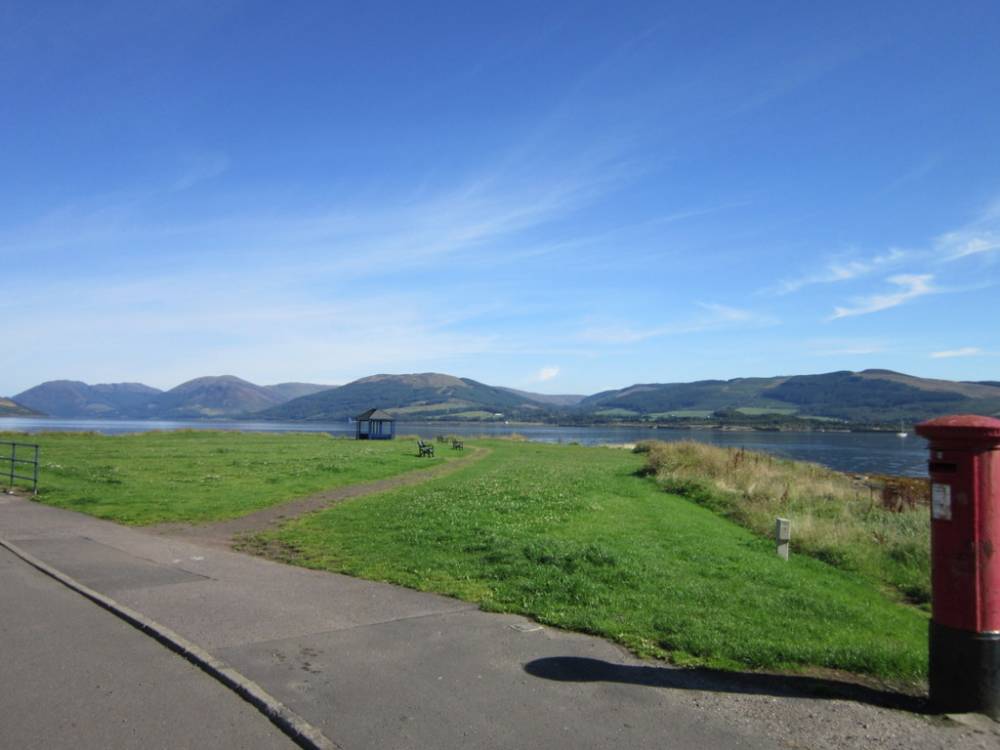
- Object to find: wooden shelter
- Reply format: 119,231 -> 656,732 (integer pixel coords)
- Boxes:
354,408 -> 396,440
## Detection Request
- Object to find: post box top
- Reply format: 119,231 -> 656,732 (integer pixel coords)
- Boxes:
915,414 -> 1000,444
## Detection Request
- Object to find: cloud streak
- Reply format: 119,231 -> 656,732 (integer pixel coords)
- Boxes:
937,229 -> 1000,260
937,197 -> 1000,261
171,152 -> 230,191
830,274 -> 935,319
930,347 -> 982,359
1,145 -> 632,289
808,338 -> 886,356
532,366 -> 560,382
771,249 -> 906,295
579,303 -> 778,344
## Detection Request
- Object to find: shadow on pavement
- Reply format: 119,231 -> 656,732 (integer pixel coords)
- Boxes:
523,656 -> 927,713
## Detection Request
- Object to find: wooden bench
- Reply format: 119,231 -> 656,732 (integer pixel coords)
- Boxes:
417,440 -> 434,457
451,439 -> 464,451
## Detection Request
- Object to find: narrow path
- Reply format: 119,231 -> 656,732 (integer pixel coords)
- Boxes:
150,446 -> 490,549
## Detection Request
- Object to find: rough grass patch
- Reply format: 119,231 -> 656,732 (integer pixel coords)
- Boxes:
640,441 -> 930,605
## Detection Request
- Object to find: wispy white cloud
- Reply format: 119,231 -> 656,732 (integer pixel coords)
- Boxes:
877,154 -> 942,195
807,338 -> 886,356
171,152 -> 230,191
0,267 -> 510,390
0,147 -> 629,284
830,273 -> 935,319
930,347 -> 982,359
579,303 -> 778,344
771,248 -> 907,295
732,43 -> 864,115
532,366 -> 560,382
936,229 -> 1000,260
936,197 -> 1000,261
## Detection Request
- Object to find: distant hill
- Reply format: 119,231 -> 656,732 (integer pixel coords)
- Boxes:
12,377 -> 334,419
0,397 -> 41,416
259,373 -> 548,421
10,368 -> 1000,425
578,369 -> 1000,423
265,382 -> 338,401
155,376 -> 287,418
13,380 -> 162,418
854,370 -> 1000,399
498,387 -> 585,407
579,377 -> 789,415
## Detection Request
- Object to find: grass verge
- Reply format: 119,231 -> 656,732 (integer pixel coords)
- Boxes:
250,439 -> 928,682
5,430 -> 447,525
636,441 -> 930,606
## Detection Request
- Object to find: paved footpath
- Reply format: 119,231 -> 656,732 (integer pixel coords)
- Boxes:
0,544 -> 297,750
2,493 -> 998,750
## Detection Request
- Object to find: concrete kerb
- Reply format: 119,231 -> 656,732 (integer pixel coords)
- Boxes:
0,536 -> 339,750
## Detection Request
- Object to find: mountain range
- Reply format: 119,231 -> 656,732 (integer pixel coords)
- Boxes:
10,376 -> 334,419
5,369 -> 1000,427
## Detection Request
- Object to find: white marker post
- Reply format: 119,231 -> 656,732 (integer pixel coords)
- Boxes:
775,517 -> 791,560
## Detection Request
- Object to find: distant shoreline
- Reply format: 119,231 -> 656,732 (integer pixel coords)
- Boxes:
0,413 -> 914,435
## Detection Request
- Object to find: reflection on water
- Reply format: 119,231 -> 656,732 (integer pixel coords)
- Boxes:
0,417 -> 929,477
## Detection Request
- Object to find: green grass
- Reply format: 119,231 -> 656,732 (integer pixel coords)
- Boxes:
638,441 -> 931,606
650,410 -> 714,418
734,407 -> 799,416
391,401 -> 469,414
254,439 -> 928,682
6,430 -> 447,525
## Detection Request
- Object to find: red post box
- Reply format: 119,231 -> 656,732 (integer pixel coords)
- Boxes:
915,414 -> 1000,717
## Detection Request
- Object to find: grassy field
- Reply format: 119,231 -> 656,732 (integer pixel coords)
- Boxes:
734,406 -> 798,416
251,439 -> 928,682
593,408 -> 640,417
4,430 -> 446,525
637,441 -> 931,605
650,410 -> 714,418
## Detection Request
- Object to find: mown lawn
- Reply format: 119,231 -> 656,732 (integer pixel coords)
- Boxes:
252,439 -> 929,682
5,430 -> 446,525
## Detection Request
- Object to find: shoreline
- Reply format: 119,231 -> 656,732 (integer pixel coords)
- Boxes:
0,414 -> 915,435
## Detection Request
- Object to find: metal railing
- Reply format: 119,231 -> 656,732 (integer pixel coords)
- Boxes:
2,441 -> 39,494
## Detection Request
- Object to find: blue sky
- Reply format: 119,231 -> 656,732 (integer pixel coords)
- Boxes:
3,1 -> 999,395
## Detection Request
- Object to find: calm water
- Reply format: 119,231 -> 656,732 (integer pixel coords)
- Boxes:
0,416 -> 930,477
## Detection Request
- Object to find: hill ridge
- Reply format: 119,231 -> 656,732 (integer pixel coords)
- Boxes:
8,369 -> 1000,424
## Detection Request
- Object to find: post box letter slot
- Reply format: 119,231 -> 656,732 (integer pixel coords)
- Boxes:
928,461 -> 958,473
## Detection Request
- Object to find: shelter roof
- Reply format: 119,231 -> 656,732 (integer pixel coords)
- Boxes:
355,408 -> 395,421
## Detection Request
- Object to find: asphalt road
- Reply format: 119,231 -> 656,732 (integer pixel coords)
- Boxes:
0,545 -> 298,750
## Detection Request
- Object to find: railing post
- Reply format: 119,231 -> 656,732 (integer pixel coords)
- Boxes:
9,442 -> 15,490
32,444 -> 39,494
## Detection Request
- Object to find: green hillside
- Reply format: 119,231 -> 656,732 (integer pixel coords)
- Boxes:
13,376 -> 333,419
577,369 -> 1000,425
0,397 -> 40,416
259,373 -> 548,421
11,368 -> 1000,426
156,375 -> 285,417
580,377 -> 792,414
12,380 -> 162,418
